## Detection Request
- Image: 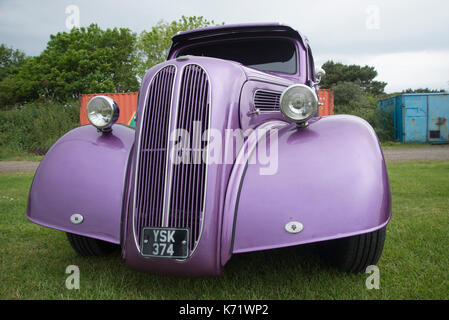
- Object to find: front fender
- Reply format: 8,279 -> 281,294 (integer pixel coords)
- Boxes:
26,124 -> 135,244
222,115 -> 391,262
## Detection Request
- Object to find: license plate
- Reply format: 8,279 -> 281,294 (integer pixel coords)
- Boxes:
141,227 -> 189,259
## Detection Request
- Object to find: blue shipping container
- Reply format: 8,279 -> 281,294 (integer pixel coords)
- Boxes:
378,93 -> 449,143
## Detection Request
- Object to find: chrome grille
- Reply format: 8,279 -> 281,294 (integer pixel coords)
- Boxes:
254,90 -> 281,111
167,64 -> 210,252
133,64 -> 210,254
134,65 -> 176,245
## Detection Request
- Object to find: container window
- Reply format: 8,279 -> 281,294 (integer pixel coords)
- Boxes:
429,130 -> 440,139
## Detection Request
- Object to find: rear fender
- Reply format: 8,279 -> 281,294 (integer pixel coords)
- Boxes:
26,124 -> 135,244
221,115 -> 391,263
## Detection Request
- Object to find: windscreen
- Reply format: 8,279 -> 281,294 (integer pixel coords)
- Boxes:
178,38 -> 297,75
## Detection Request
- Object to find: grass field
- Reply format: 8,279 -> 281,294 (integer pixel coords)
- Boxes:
0,161 -> 448,300
380,142 -> 432,149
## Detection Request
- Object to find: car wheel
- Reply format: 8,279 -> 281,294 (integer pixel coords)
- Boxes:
66,233 -> 118,257
318,227 -> 386,273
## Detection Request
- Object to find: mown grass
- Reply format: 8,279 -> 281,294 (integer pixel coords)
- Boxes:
0,161 -> 448,300
381,142 -> 434,149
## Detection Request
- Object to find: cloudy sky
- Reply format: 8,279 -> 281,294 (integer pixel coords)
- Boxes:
1,0 -> 448,92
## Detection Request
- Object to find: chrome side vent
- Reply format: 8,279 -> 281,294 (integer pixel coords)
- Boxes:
254,90 -> 281,112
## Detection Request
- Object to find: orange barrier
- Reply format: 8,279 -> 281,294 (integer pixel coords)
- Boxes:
317,89 -> 334,117
80,89 -> 334,126
80,92 -> 138,126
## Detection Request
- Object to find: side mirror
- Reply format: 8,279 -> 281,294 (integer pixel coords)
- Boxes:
315,67 -> 326,84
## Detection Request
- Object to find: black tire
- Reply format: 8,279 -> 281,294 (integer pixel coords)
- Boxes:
318,227 -> 386,273
66,233 -> 118,257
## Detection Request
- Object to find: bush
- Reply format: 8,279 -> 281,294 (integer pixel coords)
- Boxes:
376,107 -> 395,142
332,83 -> 394,142
0,100 -> 79,154
334,104 -> 394,142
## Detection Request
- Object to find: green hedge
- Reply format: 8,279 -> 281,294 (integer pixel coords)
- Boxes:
334,104 -> 394,142
0,99 -> 394,159
0,100 -> 79,154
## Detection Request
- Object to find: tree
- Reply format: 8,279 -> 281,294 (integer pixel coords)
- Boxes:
402,88 -> 446,93
332,81 -> 367,108
320,60 -> 387,96
0,77 -> 21,108
0,44 -> 27,81
137,16 -> 217,77
0,45 -> 28,108
0,17 -> 219,108
2,24 -> 139,106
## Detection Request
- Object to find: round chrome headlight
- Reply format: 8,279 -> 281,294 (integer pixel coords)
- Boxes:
280,84 -> 318,124
86,96 -> 120,131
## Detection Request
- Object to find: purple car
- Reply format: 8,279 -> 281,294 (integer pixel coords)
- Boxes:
26,23 -> 391,276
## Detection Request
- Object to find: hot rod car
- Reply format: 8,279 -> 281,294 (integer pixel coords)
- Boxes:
26,23 -> 391,275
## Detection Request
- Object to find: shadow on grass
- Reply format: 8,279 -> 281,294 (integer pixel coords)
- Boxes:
56,239 -> 346,299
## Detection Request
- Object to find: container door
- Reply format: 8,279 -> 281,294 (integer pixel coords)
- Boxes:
317,89 -> 330,116
395,96 -> 404,142
427,94 -> 449,143
403,95 -> 428,143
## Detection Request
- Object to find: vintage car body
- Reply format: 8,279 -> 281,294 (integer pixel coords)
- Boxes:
26,23 -> 391,276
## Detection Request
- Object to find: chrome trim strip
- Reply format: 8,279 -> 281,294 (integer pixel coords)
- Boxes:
161,66 -> 180,228
246,74 -> 293,87
163,64 -> 185,228
254,88 -> 282,95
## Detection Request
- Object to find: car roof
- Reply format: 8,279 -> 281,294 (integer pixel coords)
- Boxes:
168,23 -> 309,58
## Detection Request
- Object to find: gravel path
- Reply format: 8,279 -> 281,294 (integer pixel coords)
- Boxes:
0,145 -> 448,174
0,161 -> 40,173
382,145 -> 449,162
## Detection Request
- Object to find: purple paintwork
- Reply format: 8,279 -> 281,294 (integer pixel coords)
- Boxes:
228,116 -> 391,257
26,124 -> 135,244
26,23 -> 392,276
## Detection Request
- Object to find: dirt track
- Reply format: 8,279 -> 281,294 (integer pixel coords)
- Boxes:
0,145 -> 448,174
0,161 -> 40,174
382,145 -> 449,162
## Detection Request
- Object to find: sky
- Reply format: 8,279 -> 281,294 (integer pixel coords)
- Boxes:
1,0 -> 448,93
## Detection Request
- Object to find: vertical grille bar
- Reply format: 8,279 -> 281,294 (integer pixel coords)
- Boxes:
134,65 -> 176,245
